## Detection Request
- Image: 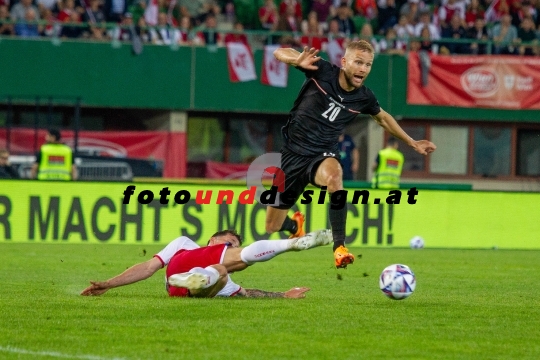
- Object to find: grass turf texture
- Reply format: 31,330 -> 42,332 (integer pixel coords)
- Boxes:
1,244 -> 539,360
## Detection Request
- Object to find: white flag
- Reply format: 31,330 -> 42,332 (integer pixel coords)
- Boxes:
326,38 -> 346,67
261,45 -> 288,88
226,42 -> 256,83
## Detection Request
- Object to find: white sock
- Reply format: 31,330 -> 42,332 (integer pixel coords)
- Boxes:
189,266 -> 220,288
240,240 -> 291,265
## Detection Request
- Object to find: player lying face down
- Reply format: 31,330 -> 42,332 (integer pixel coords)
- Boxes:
81,230 -> 332,298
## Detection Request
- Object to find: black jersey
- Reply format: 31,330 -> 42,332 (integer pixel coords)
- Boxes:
282,59 -> 380,156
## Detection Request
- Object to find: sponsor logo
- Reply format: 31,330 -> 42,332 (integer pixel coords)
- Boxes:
48,155 -> 65,165
254,250 -> 275,258
386,159 -> 399,168
460,67 -> 499,98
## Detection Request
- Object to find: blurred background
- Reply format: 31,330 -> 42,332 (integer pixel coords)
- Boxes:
0,0 -> 539,191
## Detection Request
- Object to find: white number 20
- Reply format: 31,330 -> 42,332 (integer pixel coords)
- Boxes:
321,103 -> 341,122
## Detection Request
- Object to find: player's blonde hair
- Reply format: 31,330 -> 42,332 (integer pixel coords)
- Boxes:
345,40 -> 374,55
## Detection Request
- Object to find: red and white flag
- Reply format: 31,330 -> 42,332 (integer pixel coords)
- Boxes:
261,45 -> 288,88
326,38 -> 346,67
484,0 -> 502,23
226,42 -> 256,83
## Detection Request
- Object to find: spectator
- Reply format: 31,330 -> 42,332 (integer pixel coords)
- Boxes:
104,0 -> 127,23
279,0 -> 302,25
300,11 -> 326,50
36,0 -> 58,15
414,9 -> 440,40
337,134 -> 359,181
83,0 -> 107,40
135,16 -> 152,43
399,0 -> 422,26
14,7 -> 41,37
358,22 -> 380,52
490,12 -> 518,54
276,2 -> 301,33
199,13 -> 222,46
40,7 -> 59,37
83,0 -> 106,24
441,13 -> 468,54
109,11 -> 133,41
438,0 -> 466,28
332,1 -> 356,36
57,0 -> 76,22
511,0 -> 537,27
467,16 -> 489,54
224,21 -> 249,46
179,0 -> 218,25
178,15 -> 192,44
0,149 -> 18,179
465,0 -> 484,29
379,26 -> 406,54
377,0 -> 398,35
11,0 -> 40,22
417,25 -> 435,52
223,1 -> 235,24
178,0 -> 205,25
151,11 -> 180,45
259,0 -> 279,31
60,9 -> 83,38
355,0 -> 377,20
517,16 -> 537,55
484,0 -> 512,23
394,13 -> 414,41
311,0 -> 333,24
0,5 -> 13,35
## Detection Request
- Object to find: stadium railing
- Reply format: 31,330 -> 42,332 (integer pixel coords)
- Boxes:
0,19 -> 537,55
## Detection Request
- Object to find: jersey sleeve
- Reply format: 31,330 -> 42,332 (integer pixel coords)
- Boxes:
153,236 -> 200,268
297,59 -> 334,80
362,88 -> 381,116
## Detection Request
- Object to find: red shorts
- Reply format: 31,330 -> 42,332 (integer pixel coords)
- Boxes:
166,244 -> 227,297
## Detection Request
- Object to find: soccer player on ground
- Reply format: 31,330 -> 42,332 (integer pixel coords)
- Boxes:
265,40 -> 436,268
81,229 -> 332,298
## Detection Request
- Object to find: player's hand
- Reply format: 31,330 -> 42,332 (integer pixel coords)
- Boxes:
284,287 -> 310,298
412,140 -> 436,155
80,281 -> 110,296
295,47 -> 320,71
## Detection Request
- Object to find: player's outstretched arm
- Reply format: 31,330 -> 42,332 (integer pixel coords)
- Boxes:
236,287 -> 310,299
80,258 -> 162,296
371,109 -> 437,155
274,46 -> 320,70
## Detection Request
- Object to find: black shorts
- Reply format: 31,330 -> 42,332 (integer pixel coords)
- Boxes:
271,147 -> 341,210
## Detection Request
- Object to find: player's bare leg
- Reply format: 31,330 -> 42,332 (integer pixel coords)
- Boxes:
221,230 -> 333,272
313,157 -> 355,268
265,206 -> 305,238
168,265 -> 227,298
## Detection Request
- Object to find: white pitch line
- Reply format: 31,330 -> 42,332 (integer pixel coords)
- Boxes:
0,346 -> 127,360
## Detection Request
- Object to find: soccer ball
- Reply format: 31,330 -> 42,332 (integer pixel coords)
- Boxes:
409,236 -> 425,249
379,264 -> 416,300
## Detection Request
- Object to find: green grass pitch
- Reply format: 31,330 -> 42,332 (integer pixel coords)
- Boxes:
1,243 -> 539,360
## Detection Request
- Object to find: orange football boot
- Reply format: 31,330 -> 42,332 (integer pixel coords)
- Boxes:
288,211 -> 306,239
334,245 -> 355,268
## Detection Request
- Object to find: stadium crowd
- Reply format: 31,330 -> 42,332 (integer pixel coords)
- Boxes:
0,0 -> 538,55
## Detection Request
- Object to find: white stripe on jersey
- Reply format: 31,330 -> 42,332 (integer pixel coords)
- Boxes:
154,236 -> 200,266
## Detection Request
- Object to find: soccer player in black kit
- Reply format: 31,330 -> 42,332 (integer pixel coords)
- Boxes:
264,40 -> 437,268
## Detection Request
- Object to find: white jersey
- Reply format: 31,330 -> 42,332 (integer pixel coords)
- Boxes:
154,236 -> 241,297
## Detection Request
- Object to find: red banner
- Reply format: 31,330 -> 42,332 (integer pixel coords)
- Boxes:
0,128 -> 186,178
407,53 -> 540,109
